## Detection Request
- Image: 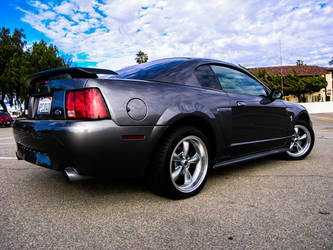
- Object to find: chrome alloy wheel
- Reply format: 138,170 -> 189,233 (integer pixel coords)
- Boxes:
287,124 -> 312,158
169,136 -> 209,193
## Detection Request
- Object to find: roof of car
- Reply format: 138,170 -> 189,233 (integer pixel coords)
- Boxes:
113,57 -> 241,86
26,57 -> 248,87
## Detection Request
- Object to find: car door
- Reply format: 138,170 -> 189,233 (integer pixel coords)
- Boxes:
210,65 -> 290,157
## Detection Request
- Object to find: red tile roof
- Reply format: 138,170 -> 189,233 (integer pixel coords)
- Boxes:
249,65 -> 332,76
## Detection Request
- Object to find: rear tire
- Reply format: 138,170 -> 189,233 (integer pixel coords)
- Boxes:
146,126 -> 211,199
283,120 -> 314,160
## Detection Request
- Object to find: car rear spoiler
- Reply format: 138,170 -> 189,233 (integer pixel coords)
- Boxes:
27,67 -> 118,86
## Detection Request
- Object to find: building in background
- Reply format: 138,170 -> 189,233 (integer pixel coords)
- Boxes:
249,65 -> 333,103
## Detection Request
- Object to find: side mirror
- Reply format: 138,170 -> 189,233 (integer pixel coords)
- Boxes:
271,90 -> 283,100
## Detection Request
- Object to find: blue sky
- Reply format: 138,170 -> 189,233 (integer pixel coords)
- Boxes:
1,0 -> 332,69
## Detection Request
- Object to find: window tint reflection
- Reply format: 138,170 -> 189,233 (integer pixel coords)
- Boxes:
211,66 -> 267,96
194,65 -> 221,90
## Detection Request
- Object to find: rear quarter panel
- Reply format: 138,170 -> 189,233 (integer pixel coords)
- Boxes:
85,78 -> 232,159
85,79 -> 228,126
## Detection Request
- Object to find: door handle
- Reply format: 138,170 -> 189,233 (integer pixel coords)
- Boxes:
236,101 -> 247,107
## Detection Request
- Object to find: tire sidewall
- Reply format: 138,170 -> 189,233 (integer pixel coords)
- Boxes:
286,120 -> 315,160
161,126 -> 211,199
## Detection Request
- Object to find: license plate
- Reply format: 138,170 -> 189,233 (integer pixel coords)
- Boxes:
38,97 -> 52,114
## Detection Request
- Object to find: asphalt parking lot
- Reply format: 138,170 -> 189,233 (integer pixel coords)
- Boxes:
0,114 -> 332,249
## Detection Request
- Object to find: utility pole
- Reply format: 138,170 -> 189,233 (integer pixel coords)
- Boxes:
279,40 -> 284,93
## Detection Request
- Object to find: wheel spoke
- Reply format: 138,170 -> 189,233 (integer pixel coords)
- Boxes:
183,168 -> 192,185
287,124 -> 312,158
172,166 -> 182,181
182,141 -> 190,157
188,153 -> 200,164
295,142 -> 303,152
289,142 -> 295,150
172,153 -> 182,162
299,134 -> 307,141
169,135 -> 209,193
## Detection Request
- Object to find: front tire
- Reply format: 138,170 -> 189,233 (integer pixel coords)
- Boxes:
284,120 -> 314,160
147,126 -> 211,199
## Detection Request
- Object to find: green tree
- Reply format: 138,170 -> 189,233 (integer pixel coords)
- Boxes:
25,40 -> 68,73
135,50 -> 148,64
283,71 -> 305,102
0,27 -> 26,112
283,72 -> 327,102
251,68 -> 327,102
250,69 -> 282,91
0,27 -> 69,112
303,75 -> 327,102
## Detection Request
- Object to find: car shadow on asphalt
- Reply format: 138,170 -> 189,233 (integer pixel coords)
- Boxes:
25,154 -> 280,203
27,170 -> 162,204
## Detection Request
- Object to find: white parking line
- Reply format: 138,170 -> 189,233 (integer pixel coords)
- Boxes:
0,137 -> 13,140
0,157 -> 17,160
0,143 -> 15,145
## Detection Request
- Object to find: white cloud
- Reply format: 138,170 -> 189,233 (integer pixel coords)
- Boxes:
18,0 -> 333,69
29,0 -> 49,10
54,1 -> 75,15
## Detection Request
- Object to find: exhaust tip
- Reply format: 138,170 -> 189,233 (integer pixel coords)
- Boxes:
64,167 -> 92,182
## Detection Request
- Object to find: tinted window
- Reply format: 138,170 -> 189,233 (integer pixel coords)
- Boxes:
0,110 -> 9,115
194,65 -> 221,90
111,59 -> 188,80
211,65 -> 267,96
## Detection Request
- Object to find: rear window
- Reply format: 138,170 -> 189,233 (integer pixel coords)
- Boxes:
0,110 -> 9,115
194,65 -> 221,90
111,59 -> 188,80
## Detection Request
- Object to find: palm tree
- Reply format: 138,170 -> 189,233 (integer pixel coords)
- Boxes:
329,57 -> 333,66
296,59 -> 304,66
135,50 -> 148,64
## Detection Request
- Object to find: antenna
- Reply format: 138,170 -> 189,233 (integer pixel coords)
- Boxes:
279,40 -> 284,93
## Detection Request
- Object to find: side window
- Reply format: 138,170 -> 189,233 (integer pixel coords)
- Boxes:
194,65 -> 221,90
211,65 -> 267,96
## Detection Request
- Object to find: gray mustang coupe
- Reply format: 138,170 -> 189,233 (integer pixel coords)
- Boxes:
13,58 -> 314,199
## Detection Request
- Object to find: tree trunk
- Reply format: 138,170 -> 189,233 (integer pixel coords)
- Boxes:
0,99 -> 8,112
297,93 -> 302,103
0,62 -> 4,76
302,93 -> 306,102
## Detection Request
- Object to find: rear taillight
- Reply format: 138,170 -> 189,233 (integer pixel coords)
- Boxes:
65,88 -> 109,119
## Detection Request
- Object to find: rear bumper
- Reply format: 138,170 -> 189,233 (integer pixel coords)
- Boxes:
0,120 -> 12,126
13,119 -> 167,178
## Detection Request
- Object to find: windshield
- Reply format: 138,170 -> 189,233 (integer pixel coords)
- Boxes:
0,110 -> 9,115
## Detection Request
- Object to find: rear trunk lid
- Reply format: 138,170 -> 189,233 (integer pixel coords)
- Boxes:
26,67 -> 117,120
